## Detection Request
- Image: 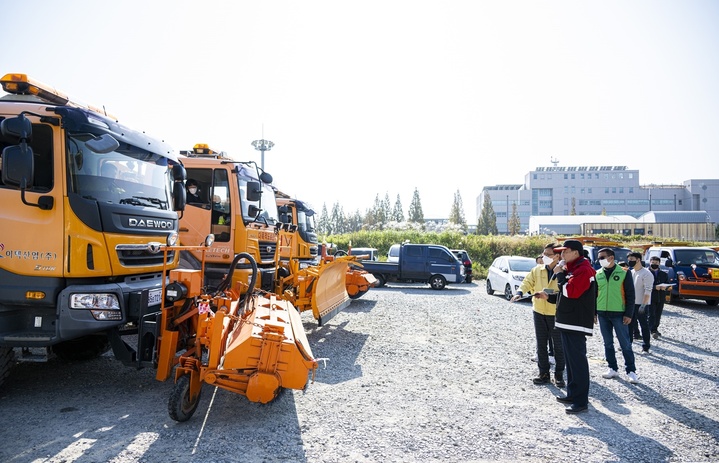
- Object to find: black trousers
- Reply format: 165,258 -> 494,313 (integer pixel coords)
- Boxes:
561,330 -> 589,407
629,304 -> 651,350
533,311 -> 564,375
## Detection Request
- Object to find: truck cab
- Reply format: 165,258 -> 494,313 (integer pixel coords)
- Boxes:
178,145 -> 279,292
0,74 -> 186,380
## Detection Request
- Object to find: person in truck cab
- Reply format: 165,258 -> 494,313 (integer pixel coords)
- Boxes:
186,179 -> 203,204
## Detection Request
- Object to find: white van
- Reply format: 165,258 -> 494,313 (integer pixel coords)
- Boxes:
387,244 -> 401,263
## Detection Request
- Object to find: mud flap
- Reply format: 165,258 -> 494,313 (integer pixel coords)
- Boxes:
312,260 -> 351,326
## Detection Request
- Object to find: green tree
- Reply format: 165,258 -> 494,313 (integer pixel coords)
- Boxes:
392,194 -> 405,222
570,197 -> 577,215
508,202 -> 521,235
408,188 -> 424,223
383,193 -> 392,225
448,189 -> 467,232
330,202 -> 346,234
317,203 -> 330,235
477,191 -> 498,235
347,209 -> 364,232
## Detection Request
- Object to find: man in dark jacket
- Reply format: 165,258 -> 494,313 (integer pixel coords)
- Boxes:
536,239 -> 596,414
648,256 -> 670,338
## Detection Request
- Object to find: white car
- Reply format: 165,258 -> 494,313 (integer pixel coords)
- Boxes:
387,244 -> 401,263
486,256 -> 537,300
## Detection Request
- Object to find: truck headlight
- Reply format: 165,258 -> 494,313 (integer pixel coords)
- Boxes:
70,293 -> 120,310
70,293 -> 122,321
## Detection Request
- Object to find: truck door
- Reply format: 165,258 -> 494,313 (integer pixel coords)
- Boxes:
401,245 -> 425,280
428,247 -> 458,282
0,119 -> 64,310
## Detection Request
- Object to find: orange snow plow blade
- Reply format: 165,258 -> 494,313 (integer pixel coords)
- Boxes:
311,259 -> 351,325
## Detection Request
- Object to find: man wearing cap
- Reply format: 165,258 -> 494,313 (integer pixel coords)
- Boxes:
535,239 -> 596,414
595,248 -> 638,384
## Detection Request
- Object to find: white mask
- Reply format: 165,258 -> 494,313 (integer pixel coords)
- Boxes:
188,187 -> 198,194
542,255 -> 554,265
599,258 -> 611,268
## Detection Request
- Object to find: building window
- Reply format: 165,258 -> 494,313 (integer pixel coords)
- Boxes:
564,174 -> 568,179
588,188 -> 592,194
619,187 -> 623,193
580,173 -> 585,180
629,187 -> 633,193
605,187 -> 609,194
564,198 -> 569,206
581,188 -> 585,194
612,187 -> 616,193
571,173 -> 575,179
533,174 -> 537,179
595,173 -> 599,179
564,186 -> 568,194
571,186 -> 576,194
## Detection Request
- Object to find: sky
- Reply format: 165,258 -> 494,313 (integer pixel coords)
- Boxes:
3,1 -> 719,222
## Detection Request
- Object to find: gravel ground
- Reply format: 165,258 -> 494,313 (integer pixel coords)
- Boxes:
1,281 -> 718,463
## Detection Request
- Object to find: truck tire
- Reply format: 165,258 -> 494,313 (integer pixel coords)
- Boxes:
0,347 -> 14,388
52,334 -> 110,361
373,274 -> 386,288
429,275 -> 446,290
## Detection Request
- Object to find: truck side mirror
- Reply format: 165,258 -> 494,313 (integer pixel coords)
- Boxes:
246,181 -> 262,201
1,144 -> 34,188
1,113 -> 33,141
171,164 -> 187,211
259,172 -> 273,184
665,258 -> 673,268
248,204 -> 260,218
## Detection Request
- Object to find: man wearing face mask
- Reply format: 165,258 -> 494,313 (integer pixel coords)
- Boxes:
627,252 -> 654,354
595,248 -> 638,384
512,243 -> 565,388
535,239 -> 596,414
186,179 -> 202,204
648,256 -> 670,338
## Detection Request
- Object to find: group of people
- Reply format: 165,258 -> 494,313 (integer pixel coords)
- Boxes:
511,239 -> 670,414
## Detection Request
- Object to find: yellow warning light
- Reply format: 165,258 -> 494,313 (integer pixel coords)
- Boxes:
25,291 -> 47,300
193,143 -> 215,155
1,73 -> 69,105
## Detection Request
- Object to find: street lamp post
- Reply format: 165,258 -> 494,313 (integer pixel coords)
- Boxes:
251,139 -> 274,171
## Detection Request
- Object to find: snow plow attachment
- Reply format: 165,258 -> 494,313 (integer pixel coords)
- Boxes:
311,258 -> 352,324
276,258 -> 351,325
155,250 -> 318,422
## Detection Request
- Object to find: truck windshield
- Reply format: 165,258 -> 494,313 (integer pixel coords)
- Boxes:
674,249 -> 719,266
236,165 -> 279,225
66,134 -> 171,209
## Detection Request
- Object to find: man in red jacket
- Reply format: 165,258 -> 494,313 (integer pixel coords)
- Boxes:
536,239 -> 596,414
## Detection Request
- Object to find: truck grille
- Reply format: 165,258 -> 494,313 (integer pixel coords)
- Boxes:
118,249 -> 175,267
259,241 -> 276,261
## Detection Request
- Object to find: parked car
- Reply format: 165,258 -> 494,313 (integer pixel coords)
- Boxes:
387,244 -> 401,263
451,249 -> 473,283
349,247 -> 379,261
486,256 -> 537,300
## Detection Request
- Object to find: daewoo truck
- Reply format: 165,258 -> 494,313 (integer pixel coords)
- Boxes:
0,73 -> 186,386
177,144 -> 279,292
275,194 -> 319,265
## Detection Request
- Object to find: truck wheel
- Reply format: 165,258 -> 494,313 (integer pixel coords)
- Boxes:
486,280 -> 495,295
52,334 -> 110,361
466,275 -> 472,283
429,275 -> 446,290
706,299 -> 718,306
0,347 -> 14,388
373,274 -> 386,288
168,375 -> 201,422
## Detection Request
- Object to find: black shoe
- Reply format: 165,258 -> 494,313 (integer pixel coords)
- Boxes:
565,404 -> 588,414
554,374 -> 566,388
556,395 -> 573,404
533,373 -> 550,385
